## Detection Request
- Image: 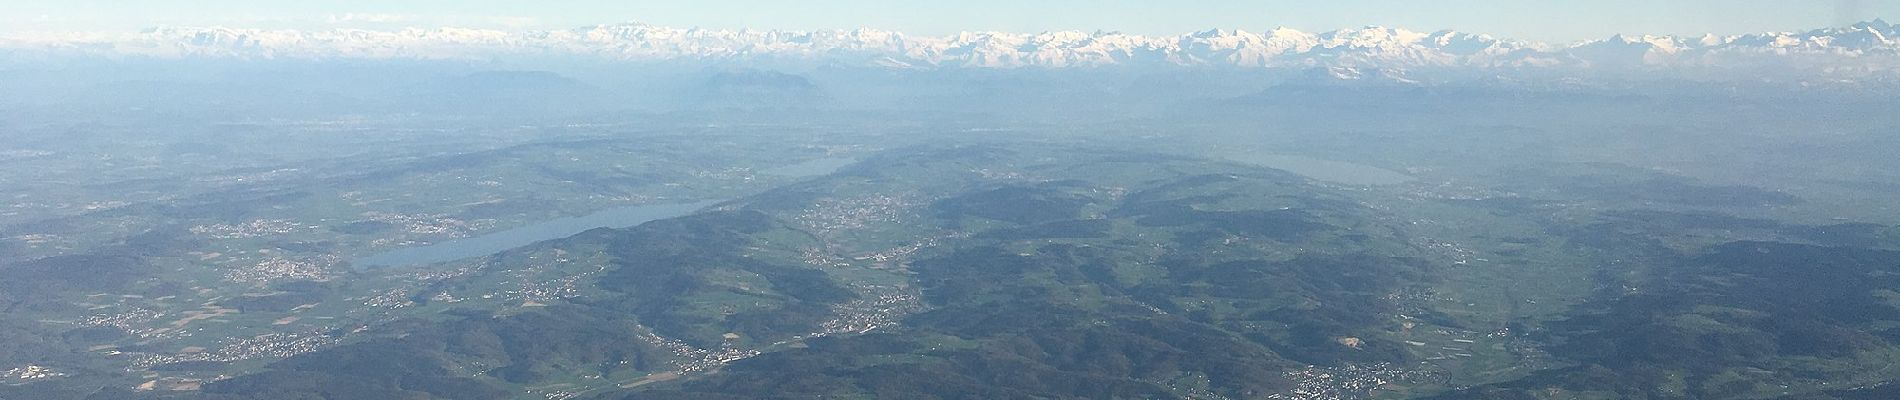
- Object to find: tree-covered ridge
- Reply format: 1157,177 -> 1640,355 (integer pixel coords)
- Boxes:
1439,241 -> 1900,399
600,146 -> 1453,399
56,144 -> 1900,400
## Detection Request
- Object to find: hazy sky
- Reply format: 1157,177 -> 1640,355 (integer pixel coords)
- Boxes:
3,0 -> 1897,43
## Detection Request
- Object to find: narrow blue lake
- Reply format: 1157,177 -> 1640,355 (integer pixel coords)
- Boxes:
1222,154 -> 1415,186
354,157 -> 856,269
761,157 -> 858,176
353,200 -> 720,269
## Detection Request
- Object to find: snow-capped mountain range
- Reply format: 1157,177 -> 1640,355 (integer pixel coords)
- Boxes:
3,20 -> 1896,76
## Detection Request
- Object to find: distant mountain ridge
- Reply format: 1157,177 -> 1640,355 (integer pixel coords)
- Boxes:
2,20 -> 1896,78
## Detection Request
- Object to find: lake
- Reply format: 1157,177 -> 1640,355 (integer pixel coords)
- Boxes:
761,157 -> 858,176
353,157 -> 857,269
1223,153 -> 1415,186
353,200 -> 720,269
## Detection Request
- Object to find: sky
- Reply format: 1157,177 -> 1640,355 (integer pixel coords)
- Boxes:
2,0 -> 1897,43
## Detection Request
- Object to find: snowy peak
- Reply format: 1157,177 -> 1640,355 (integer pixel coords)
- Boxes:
1317,26 -> 1430,48
1852,18 -> 1894,32
4,21 -> 1898,78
